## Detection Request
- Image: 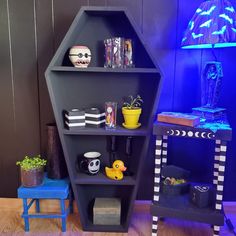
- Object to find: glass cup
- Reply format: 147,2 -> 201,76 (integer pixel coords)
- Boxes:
105,102 -> 117,129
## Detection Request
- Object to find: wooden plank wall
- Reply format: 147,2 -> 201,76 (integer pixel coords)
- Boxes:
0,0 -> 235,200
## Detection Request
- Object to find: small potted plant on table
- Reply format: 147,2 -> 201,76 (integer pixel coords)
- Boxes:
16,155 -> 47,187
122,95 -> 143,129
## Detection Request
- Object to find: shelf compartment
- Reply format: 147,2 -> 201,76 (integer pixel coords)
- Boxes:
51,7 -> 159,69
74,172 -> 136,185
63,125 -> 149,136
48,71 -> 160,129
150,193 -> 224,225
76,184 -> 134,232
51,66 -> 160,74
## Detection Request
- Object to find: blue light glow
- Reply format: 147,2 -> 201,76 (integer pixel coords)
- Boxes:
200,5 -> 216,15
196,8 -> 202,13
225,6 -> 234,12
212,25 -> 226,35
189,20 -> 194,30
182,42 -> 236,49
219,13 -> 233,24
182,37 -> 187,43
192,32 -> 204,39
200,19 -> 212,28
181,0 -> 236,49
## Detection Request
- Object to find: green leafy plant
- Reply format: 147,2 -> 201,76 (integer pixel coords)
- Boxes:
123,95 -> 143,109
16,155 -> 47,171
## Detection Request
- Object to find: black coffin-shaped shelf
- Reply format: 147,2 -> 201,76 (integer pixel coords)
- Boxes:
45,6 -> 162,232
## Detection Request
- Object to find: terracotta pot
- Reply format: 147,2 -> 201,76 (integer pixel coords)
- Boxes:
20,167 -> 44,187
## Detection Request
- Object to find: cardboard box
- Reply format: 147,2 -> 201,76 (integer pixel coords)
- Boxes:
157,112 -> 200,127
93,198 -> 121,225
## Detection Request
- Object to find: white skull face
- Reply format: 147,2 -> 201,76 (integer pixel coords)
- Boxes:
88,159 -> 100,174
69,46 -> 91,68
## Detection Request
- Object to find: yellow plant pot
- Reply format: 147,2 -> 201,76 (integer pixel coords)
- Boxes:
122,107 -> 142,129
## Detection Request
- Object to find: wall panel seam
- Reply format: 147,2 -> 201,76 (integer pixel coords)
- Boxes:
6,0 -> 16,133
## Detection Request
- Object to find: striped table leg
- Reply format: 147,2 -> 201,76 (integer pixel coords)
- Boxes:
213,140 -> 227,236
161,135 -> 168,167
152,135 -> 163,236
213,225 -> 220,236
213,140 -> 221,186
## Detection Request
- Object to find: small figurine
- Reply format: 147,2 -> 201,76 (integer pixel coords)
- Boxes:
105,102 -> 117,129
105,160 -> 127,180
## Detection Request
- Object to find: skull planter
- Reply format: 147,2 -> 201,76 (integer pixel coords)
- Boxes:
69,45 -> 92,68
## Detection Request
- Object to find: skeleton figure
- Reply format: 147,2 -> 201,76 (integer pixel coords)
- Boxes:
69,46 -> 91,68
201,62 -> 223,108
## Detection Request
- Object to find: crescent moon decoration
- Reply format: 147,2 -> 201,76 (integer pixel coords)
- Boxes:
182,130 -> 186,136
207,132 -> 214,139
175,130 -> 180,136
169,129 -> 174,135
201,132 -> 206,138
195,132 -> 199,138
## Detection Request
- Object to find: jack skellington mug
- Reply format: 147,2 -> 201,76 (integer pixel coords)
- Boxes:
79,152 -> 101,175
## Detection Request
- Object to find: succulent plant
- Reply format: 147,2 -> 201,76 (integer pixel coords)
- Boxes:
123,95 -> 143,109
16,155 -> 47,171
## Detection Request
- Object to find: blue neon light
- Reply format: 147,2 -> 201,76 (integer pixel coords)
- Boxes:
182,42 -> 236,49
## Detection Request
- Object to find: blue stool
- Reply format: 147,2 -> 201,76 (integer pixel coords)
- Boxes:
17,176 -> 73,232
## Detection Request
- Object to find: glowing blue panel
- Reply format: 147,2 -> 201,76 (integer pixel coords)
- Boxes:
182,42 -> 236,49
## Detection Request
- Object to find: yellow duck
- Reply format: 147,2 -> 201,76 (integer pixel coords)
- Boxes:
105,160 -> 127,180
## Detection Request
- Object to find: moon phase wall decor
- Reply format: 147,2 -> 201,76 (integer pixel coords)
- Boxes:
166,129 -> 215,139
154,122 -> 232,141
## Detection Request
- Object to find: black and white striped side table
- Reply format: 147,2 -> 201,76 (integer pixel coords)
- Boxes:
151,121 -> 232,236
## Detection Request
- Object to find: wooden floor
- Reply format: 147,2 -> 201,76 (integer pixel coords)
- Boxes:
0,199 -> 236,235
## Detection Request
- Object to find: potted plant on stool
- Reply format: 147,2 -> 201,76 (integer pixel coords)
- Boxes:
122,95 -> 143,129
16,155 -> 47,187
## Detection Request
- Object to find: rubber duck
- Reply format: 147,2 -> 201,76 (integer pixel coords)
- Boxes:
105,160 -> 127,180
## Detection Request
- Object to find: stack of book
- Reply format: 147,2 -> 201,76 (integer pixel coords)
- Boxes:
157,112 -> 200,127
